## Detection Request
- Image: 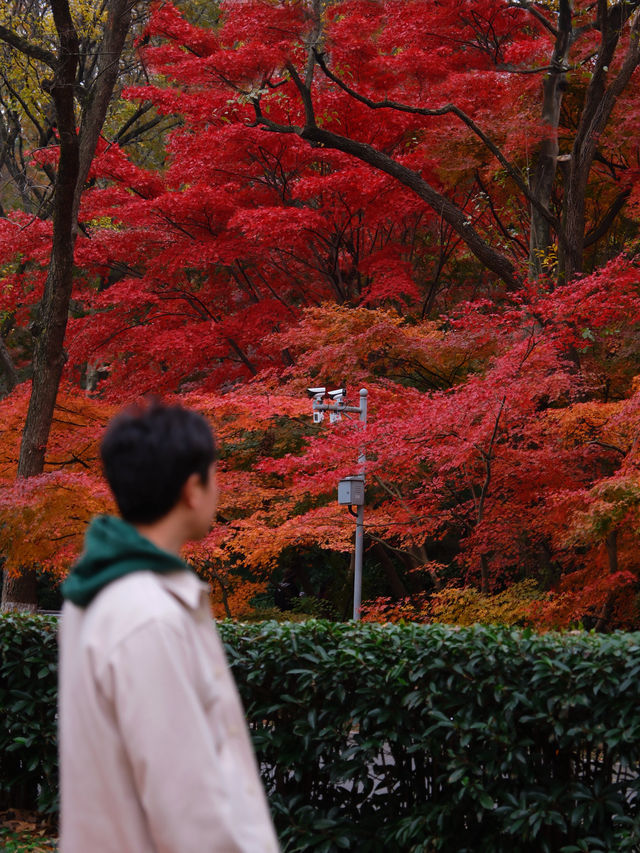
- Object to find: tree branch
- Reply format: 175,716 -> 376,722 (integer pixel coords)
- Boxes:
252,97 -> 519,287
584,188 -> 631,247
475,169 -> 529,257
507,1 -> 558,37
304,124 -> 521,288
76,0 -> 133,218
476,394 -> 507,568
496,63 -> 557,74
312,48 -> 566,246
0,24 -> 57,68
285,61 -> 316,128
249,99 -> 301,135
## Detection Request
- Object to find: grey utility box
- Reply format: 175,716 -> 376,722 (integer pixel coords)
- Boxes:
338,476 -> 365,506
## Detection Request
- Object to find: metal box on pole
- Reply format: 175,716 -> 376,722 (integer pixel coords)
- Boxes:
338,476 -> 365,506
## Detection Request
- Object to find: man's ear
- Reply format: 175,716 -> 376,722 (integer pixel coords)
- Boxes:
180,472 -> 202,510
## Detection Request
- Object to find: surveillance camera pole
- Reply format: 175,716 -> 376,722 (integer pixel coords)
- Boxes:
353,388 -> 367,620
311,387 -> 368,620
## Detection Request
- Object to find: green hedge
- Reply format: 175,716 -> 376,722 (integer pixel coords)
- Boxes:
3,615 -> 640,851
0,613 -> 58,814
224,621 -> 640,852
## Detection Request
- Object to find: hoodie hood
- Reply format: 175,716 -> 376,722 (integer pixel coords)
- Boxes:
62,515 -> 188,607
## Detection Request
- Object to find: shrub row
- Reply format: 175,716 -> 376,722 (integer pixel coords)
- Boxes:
2,614 -> 640,851
224,621 -> 640,852
0,613 -> 58,814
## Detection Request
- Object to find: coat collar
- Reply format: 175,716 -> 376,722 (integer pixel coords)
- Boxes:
157,570 -> 211,611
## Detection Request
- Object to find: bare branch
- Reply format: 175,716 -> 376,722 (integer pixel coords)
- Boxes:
477,395 -> 507,526
507,1 -> 558,37
285,61 -> 316,128
584,188 -> 631,247
496,63 -> 557,74
249,99 -> 301,135
0,23 -> 57,68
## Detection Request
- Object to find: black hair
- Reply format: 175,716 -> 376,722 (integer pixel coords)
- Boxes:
100,400 -> 218,524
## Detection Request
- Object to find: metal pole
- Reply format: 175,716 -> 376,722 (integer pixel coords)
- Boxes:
353,388 -> 368,620
353,502 -> 364,620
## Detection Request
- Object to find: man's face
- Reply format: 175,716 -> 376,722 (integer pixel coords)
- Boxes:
190,462 -> 219,540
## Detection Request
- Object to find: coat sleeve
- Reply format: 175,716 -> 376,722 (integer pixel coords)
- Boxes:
101,618 -> 277,853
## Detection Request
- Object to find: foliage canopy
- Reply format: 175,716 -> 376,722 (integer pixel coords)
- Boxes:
1,0 -> 640,625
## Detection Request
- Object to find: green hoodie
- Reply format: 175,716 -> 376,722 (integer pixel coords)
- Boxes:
61,515 -> 189,607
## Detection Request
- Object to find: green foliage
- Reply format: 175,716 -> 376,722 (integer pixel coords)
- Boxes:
222,621 -> 640,852
0,828 -> 57,852
5,615 -> 640,851
0,614 -> 58,814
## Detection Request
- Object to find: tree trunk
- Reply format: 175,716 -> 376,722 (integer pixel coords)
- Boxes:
594,529 -> 619,631
0,336 -> 19,393
0,571 -> 38,613
480,554 -> 490,595
528,0 -> 572,279
373,543 -> 410,600
341,552 -> 356,619
605,528 -> 618,574
560,3 -> 640,282
0,0 -> 133,610
1,0 -> 79,611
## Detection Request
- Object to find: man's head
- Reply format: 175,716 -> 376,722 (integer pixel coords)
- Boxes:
101,401 -> 218,529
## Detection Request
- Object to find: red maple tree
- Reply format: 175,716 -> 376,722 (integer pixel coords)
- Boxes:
1,0 -> 639,627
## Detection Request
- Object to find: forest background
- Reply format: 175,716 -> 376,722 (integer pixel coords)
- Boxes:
0,0 -> 639,629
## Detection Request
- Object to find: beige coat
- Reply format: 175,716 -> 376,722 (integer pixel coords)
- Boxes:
58,571 -> 280,853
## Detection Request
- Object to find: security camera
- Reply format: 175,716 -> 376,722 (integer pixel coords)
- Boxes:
327,388 -> 346,400
307,387 -> 326,399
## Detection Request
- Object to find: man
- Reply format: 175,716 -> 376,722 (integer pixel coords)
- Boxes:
58,401 -> 279,853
